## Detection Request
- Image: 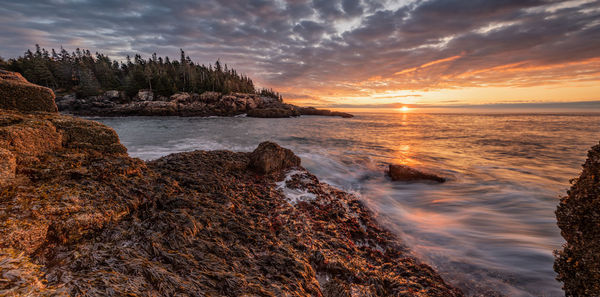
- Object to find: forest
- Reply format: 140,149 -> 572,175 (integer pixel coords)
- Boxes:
0,45 -> 282,100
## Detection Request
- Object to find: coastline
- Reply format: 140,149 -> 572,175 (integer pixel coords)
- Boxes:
56,90 -> 353,118
0,71 -> 460,296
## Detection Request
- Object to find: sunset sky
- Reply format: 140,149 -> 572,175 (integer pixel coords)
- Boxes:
1,0 -> 599,110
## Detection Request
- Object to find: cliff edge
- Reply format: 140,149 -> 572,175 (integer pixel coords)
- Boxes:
0,71 -> 459,296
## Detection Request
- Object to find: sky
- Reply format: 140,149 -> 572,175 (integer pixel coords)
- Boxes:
0,0 -> 599,110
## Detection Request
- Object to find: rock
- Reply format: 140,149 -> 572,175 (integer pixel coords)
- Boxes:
104,90 -> 120,99
135,89 -> 154,101
555,141 -> 600,296
170,92 -> 191,103
0,148 -> 16,185
388,164 -> 446,183
247,108 -> 300,118
0,70 -> 58,113
50,117 -> 127,154
298,106 -> 354,118
248,141 -> 301,174
199,91 -> 221,103
0,113 -> 63,157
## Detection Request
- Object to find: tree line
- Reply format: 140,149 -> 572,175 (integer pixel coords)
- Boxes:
0,45 -> 282,100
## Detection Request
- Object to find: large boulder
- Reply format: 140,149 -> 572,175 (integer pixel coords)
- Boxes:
135,89 -> 154,101
248,141 -> 301,174
555,142 -> 600,296
170,92 -> 191,103
50,117 -> 127,154
104,90 -> 120,99
388,164 -> 446,183
0,70 -> 58,112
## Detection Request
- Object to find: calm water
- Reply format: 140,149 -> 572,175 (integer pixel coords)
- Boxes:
93,113 -> 600,297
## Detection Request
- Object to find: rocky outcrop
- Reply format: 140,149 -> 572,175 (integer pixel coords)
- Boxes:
248,141 -> 301,173
1,81 -> 459,296
0,70 -> 57,112
246,107 -> 301,118
56,90 -> 353,118
298,106 -> 354,118
388,164 -> 446,183
555,141 -> 600,296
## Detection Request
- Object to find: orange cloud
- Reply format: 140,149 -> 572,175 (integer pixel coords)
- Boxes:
395,55 -> 463,75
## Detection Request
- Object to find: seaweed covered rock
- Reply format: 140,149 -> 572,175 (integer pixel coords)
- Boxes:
555,141 -> 600,296
0,70 -> 57,113
388,164 -> 446,183
248,141 -> 301,174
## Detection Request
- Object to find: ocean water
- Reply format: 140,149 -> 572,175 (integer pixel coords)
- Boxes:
92,112 -> 600,297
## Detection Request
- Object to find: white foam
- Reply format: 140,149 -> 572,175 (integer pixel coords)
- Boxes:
276,170 -> 318,205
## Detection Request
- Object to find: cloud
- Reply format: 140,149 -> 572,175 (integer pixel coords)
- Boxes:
0,0 -> 598,104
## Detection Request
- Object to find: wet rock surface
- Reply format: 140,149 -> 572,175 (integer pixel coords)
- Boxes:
388,164 -> 446,183
0,70 -> 57,113
555,141 -> 600,296
56,90 -> 353,118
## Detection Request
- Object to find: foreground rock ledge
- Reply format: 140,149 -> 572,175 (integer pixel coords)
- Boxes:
555,141 -> 600,296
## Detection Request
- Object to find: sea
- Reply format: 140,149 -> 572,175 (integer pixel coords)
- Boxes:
92,112 -> 600,297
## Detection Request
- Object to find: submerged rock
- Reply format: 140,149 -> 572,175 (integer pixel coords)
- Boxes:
0,70 -> 57,112
388,164 -> 446,183
555,141 -> 600,296
248,141 -> 301,174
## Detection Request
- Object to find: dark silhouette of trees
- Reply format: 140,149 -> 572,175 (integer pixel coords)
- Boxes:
1,46 -> 275,99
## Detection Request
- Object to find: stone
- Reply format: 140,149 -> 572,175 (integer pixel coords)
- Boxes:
0,70 -> 58,113
0,114 -> 63,157
555,141 -> 600,296
135,89 -> 154,101
0,148 -> 16,185
388,164 -> 446,183
170,92 -> 191,103
104,90 -> 120,99
50,117 -> 127,154
248,141 -> 301,174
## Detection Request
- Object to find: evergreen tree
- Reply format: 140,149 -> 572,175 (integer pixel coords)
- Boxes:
5,46 -> 262,99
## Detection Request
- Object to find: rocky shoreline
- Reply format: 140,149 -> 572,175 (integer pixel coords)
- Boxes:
0,72 -> 460,296
56,89 -> 353,118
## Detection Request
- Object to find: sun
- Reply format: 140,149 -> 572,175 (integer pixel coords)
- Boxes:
398,106 -> 410,112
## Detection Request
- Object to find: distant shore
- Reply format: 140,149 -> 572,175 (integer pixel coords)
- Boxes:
56,89 -> 353,118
